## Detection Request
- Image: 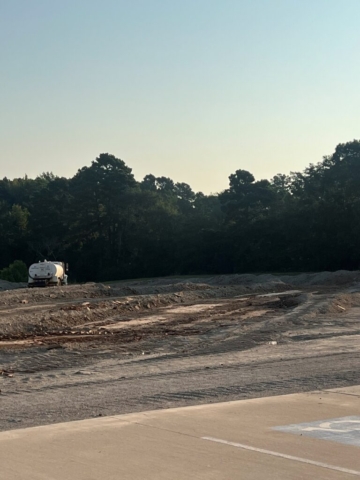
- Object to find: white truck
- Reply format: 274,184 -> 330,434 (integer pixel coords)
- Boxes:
28,260 -> 68,288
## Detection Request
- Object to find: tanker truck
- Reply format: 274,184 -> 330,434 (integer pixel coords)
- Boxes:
28,260 -> 68,288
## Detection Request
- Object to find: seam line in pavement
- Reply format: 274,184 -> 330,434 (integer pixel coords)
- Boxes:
202,436 -> 360,477
133,421 -> 200,440
324,391 -> 360,398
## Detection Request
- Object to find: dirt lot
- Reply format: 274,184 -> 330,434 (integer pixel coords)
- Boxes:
1,271 -> 360,431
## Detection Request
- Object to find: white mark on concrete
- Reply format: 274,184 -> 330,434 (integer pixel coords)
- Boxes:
274,416 -> 360,447
202,436 -> 360,476
302,419 -> 360,433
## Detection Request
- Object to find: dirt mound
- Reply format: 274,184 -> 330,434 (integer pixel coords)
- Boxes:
317,292 -> 360,315
124,274 -> 289,290
0,270 -> 358,307
127,282 -> 212,295
211,274 -> 287,290
164,271 -> 360,288
110,271 -> 360,291
0,281 -> 294,338
0,280 -> 26,291
280,270 -> 360,286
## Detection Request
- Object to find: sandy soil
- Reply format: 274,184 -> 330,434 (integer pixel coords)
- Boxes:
1,271 -> 360,431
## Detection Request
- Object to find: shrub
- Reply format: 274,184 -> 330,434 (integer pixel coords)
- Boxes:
0,260 -> 28,283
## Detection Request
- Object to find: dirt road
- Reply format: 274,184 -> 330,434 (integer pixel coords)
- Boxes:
1,272 -> 360,431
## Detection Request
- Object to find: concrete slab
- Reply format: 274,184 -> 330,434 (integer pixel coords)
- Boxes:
1,387 -> 360,479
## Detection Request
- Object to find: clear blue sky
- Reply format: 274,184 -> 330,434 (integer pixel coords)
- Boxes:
1,0 -> 359,193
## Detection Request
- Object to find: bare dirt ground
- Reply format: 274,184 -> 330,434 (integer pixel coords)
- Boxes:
1,271 -> 360,431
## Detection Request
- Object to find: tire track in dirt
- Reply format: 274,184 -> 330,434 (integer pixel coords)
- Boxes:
1,349 -> 360,431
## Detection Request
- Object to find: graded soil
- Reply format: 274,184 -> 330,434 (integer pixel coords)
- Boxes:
1,272 -> 360,431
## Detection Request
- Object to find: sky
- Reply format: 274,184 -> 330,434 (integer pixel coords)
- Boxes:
1,0 -> 359,194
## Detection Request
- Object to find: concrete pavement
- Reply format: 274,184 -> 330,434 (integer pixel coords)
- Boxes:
1,386 -> 360,479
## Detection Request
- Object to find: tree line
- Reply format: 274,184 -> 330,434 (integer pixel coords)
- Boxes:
1,140 -> 360,283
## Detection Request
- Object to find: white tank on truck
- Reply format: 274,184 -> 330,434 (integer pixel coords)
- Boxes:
28,260 -> 68,288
